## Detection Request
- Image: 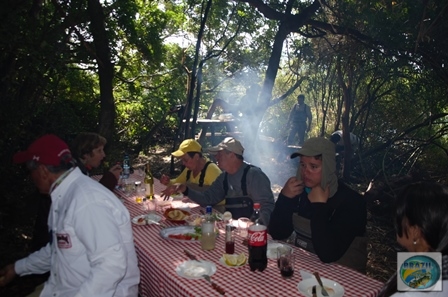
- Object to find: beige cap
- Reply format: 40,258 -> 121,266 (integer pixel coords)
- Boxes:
207,137 -> 244,156
171,139 -> 202,157
290,137 -> 335,159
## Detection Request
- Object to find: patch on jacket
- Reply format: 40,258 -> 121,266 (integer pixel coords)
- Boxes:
56,233 -> 72,249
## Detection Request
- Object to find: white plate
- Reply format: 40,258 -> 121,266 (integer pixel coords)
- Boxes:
160,226 -> 200,242
131,213 -> 162,225
267,241 -> 284,259
145,213 -> 162,224
297,277 -> 344,297
175,260 -> 216,279
219,255 -> 246,268
170,201 -> 199,210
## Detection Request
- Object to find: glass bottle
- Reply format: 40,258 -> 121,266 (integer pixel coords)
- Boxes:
122,153 -> 130,179
201,206 -> 216,251
144,163 -> 154,200
250,203 -> 263,225
225,224 -> 235,254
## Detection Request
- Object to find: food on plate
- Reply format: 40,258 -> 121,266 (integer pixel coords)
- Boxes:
137,217 -> 146,224
168,233 -> 200,241
182,265 -> 208,277
186,214 -> 203,226
223,253 -> 247,267
166,208 -> 188,221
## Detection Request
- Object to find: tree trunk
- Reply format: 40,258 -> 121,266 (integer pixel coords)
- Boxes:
87,0 -> 115,141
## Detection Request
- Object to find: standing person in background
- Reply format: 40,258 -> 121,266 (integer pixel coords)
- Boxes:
0,134 -> 139,297
71,132 -> 122,191
378,182 -> 448,297
286,94 -> 312,146
160,139 -> 222,194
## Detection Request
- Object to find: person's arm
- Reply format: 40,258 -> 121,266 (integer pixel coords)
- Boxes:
310,186 -> 366,263
306,104 -> 312,132
186,173 -> 227,206
73,202 -> 129,296
14,243 -> 53,276
287,105 -> 295,125
99,171 -> 118,191
246,168 -> 275,226
169,167 -> 188,185
268,192 -> 299,239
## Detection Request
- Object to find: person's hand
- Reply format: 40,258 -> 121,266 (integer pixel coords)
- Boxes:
161,183 -> 186,199
280,177 -> 304,198
109,164 -> 122,181
0,264 -> 17,287
159,174 -> 170,186
308,185 -> 330,203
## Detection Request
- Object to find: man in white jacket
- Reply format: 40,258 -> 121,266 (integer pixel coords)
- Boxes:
0,134 -> 139,297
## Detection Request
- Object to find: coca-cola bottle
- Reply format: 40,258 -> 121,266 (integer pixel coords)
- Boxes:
248,203 -> 267,271
250,203 -> 262,225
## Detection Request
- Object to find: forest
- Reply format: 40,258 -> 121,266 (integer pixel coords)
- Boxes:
1,0 -> 448,295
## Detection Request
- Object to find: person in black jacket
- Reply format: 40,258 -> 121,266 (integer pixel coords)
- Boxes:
71,132 -> 121,191
268,137 -> 367,273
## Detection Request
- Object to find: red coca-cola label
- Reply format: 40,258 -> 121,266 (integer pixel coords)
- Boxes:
248,225 -> 267,247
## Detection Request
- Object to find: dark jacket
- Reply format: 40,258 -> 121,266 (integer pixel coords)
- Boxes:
268,181 -> 367,272
75,159 -> 118,191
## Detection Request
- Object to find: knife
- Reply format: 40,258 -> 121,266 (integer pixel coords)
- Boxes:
311,285 -> 317,297
184,249 -> 200,262
313,272 -> 329,296
202,274 -> 225,295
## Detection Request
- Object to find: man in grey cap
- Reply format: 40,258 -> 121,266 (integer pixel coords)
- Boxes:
268,137 -> 367,273
162,137 -> 275,225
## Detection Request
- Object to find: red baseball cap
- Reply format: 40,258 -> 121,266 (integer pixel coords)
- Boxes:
13,134 -> 72,166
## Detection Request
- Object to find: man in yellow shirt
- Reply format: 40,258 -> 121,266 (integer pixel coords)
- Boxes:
160,139 -> 222,203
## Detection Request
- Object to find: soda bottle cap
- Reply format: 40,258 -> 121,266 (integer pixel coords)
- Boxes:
253,203 -> 261,209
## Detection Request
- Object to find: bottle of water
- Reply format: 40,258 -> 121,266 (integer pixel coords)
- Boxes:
201,206 -> 215,250
122,153 -> 130,179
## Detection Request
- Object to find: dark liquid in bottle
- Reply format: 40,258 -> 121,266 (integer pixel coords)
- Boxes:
225,241 -> 235,254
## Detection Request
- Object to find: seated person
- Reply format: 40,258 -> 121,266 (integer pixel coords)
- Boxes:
71,132 -> 121,191
160,139 -> 222,200
378,182 -> 448,297
329,130 -> 359,154
31,133 -> 122,254
268,137 -> 367,273
162,137 -> 275,226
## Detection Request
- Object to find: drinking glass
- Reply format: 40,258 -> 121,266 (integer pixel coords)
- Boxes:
277,245 -> 294,278
123,178 -> 135,195
238,217 -> 251,238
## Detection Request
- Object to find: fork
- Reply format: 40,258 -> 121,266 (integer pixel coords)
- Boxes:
313,272 -> 329,296
202,274 -> 225,295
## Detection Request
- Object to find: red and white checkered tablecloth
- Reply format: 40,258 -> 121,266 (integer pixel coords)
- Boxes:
93,174 -> 384,297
